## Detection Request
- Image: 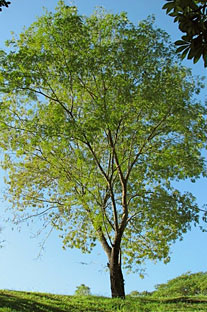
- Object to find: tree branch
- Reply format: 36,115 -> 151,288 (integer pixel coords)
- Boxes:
97,227 -> 111,260
14,206 -> 57,224
126,109 -> 172,181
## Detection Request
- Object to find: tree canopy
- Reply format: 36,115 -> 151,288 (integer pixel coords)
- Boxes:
0,1 -> 206,298
163,0 -> 207,66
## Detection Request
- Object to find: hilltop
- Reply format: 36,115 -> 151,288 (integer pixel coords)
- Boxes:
0,290 -> 207,311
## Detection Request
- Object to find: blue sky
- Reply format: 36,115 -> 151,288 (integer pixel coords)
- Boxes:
0,0 -> 206,297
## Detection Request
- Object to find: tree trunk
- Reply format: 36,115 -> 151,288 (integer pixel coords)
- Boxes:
110,262 -> 125,298
109,247 -> 125,298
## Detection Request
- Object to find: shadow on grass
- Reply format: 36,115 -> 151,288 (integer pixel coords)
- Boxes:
0,292 -> 113,312
162,296 -> 207,304
1,291 -> 207,312
0,293 -> 75,312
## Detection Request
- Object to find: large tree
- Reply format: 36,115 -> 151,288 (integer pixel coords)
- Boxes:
163,0 -> 207,66
0,1 -> 206,298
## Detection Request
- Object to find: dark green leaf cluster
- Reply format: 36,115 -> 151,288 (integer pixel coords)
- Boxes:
154,272 -> 207,297
0,0 -> 10,11
163,0 -> 207,66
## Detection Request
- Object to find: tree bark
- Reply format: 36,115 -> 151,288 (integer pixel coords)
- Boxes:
97,228 -> 125,298
110,262 -> 125,298
109,247 -> 125,298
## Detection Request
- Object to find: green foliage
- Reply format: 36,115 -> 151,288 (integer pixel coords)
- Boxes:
163,0 -> 207,66
128,290 -> 152,297
0,0 -> 10,11
154,272 -> 207,297
74,284 -> 91,296
128,290 -> 141,297
0,1 -> 206,290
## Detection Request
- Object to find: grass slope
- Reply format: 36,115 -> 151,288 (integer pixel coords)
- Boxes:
0,290 -> 207,312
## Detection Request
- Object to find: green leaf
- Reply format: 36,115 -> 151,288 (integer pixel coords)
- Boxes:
187,47 -> 195,59
176,45 -> 189,53
202,52 -> 207,67
174,40 -> 187,46
180,46 -> 190,59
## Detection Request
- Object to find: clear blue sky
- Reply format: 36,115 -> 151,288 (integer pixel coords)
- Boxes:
0,0 -> 206,297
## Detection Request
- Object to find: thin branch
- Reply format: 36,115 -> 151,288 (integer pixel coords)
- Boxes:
77,76 -> 98,100
101,209 -> 113,247
35,225 -> 54,259
84,138 -> 109,183
110,190 -> 119,231
108,129 -> 125,187
127,211 -> 143,224
19,86 -> 73,119
15,206 -> 57,224
126,109 -> 172,181
114,118 -> 123,146
127,191 -> 153,206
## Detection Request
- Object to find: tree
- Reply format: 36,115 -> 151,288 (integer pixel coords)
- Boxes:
0,0 -> 11,11
163,0 -> 207,66
74,284 -> 91,296
153,272 -> 207,297
0,1 -> 206,298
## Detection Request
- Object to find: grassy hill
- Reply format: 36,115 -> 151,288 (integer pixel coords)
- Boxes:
0,290 -> 207,312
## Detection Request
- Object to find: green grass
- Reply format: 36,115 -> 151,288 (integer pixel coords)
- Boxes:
0,290 -> 207,312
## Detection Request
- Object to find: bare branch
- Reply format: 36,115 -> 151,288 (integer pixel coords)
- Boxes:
15,206 -> 57,224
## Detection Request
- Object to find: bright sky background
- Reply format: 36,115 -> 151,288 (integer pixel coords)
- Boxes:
0,0 -> 206,297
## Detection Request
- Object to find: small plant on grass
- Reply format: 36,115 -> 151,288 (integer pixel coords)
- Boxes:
74,284 -> 91,296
